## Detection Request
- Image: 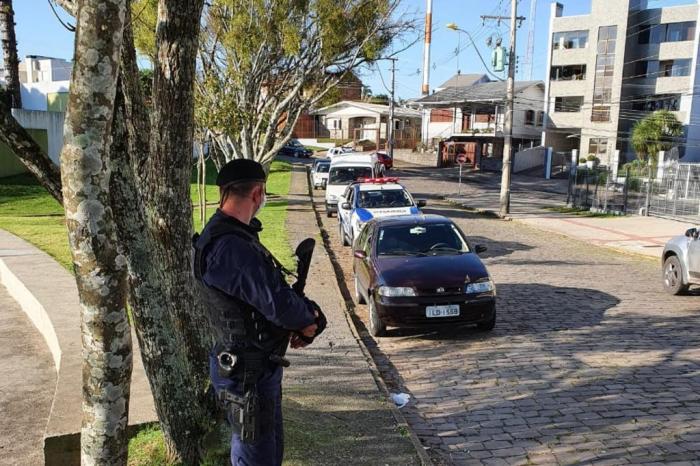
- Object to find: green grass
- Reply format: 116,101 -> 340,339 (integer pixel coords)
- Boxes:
0,160 -> 294,271
546,205 -> 618,218
0,174 -> 70,269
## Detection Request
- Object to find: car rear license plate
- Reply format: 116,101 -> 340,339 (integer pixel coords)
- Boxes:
426,305 -> 460,318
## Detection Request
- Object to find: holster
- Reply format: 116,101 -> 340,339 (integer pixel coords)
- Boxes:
215,349 -> 288,444
218,387 -> 259,444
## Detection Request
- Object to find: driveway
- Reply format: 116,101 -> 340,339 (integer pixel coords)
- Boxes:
311,167 -> 700,465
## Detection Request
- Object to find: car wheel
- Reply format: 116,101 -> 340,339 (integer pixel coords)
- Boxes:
368,296 -> 386,337
340,221 -> 349,247
663,255 -> 689,295
354,275 -> 366,304
476,306 -> 496,331
326,207 -> 332,218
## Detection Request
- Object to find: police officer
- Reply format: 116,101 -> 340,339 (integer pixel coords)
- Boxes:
192,159 -> 324,466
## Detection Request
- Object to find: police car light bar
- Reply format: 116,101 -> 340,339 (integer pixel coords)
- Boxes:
356,177 -> 399,184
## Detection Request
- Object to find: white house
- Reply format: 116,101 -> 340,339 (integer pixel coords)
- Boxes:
0,56 -> 70,176
18,55 -> 72,112
410,80 -> 545,166
310,101 -> 422,149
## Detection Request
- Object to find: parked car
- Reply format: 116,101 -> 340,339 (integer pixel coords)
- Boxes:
311,159 -> 331,190
662,227 -> 700,294
352,214 -> 495,336
327,146 -> 354,159
373,151 -> 393,172
325,155 -> 378,217
337,177 -> 425,246
278,139 -> 313,158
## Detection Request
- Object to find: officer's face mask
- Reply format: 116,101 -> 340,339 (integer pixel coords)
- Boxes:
253,187 -> 266,217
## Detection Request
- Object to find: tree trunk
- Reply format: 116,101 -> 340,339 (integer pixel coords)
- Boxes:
60,0 -> 131,464
119,1 -> 214,462
0,0 -> 21,108
0,101 -> 62,202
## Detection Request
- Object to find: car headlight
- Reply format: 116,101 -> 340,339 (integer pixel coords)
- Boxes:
465,280 -> 495,294
328,194 -> 338,201
378,286 -> 416,297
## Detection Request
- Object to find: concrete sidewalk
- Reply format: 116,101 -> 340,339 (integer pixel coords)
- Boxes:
0,230 -> 156,465
281,164 -> 424,465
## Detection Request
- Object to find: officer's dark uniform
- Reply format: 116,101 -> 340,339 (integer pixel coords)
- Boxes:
193,160 -> 317,466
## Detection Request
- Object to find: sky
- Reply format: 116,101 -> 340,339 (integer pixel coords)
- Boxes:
11,0 -> 699,100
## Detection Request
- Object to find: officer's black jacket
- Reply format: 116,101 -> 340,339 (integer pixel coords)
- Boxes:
199,210 -> 315,331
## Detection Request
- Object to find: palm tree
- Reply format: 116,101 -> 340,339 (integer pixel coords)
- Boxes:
631,110 -> 683,165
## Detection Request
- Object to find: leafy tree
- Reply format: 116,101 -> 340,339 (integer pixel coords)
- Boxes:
368,93 -> 390,105
131,0 -> 158,64
631,110 -> 683,164
195,0 -> 414,167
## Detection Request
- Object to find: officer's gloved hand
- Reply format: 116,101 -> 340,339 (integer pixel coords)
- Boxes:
295,299 -> 327,346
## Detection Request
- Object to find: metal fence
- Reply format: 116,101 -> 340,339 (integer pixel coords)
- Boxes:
569,162 -> 700,222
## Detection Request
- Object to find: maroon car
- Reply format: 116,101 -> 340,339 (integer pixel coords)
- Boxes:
374,151 -> 393,171
352,215 -> 496,336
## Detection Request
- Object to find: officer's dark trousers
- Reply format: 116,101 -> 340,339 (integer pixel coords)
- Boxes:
210,356 -> 284,466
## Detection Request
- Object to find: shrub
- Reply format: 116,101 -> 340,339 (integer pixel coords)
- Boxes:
586,154 -> 600,163
579,157 -> 587,164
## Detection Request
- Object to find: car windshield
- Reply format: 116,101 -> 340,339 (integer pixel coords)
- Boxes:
329,167 -> 373,184
376,223 -> 470,256
288,140 -> 302,147
316,163 -> 330,173
358,189 -> 412,209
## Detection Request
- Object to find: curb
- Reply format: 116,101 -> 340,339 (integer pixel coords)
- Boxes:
443,197 -> 512,221
303,167 -> 433,466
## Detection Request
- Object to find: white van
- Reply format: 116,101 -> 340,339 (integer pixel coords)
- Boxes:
325,154 -> 378,217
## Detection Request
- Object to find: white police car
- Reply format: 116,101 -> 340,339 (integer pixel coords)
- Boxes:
337,178 -> 426,246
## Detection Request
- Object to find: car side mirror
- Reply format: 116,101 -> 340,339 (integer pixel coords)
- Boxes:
686,228 -> 699,239
353,250 -> 367,259
417,199 -> 427,208
341,202 -> 351,210
474,244 -> 487,254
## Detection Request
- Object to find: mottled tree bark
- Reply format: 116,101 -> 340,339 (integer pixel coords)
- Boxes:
140,2 -> 214,461
113,3 -> 216,463
0,0 -> 21,108
60,1 -> 132,464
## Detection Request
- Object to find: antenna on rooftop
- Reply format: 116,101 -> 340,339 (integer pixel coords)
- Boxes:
524,0 -> 537,80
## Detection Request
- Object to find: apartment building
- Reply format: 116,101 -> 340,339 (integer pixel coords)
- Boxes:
542,0 -> 700,164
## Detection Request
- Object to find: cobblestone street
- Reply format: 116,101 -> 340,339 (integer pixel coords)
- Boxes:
311,166 -> 700,465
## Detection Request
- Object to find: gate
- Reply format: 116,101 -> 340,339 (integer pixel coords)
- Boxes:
550,151 -> 570,179
648,163 -> 700,221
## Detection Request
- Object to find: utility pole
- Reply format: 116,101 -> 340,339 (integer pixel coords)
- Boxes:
421,0 -> 432,96
420,0 -> 433,145
483,2 -> 520,217
388,58 -> 397,160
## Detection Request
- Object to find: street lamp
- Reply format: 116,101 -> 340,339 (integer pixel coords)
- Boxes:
446,15 -> 516,217
445,23 -> 502,81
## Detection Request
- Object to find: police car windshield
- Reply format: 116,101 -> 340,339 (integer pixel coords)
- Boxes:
376,223 -> 470,256
329,167 -> 373,185
316,163 -> 330,173
358,189 -> 412,209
